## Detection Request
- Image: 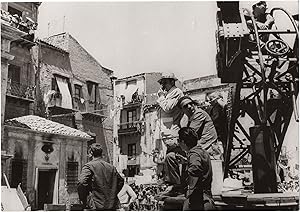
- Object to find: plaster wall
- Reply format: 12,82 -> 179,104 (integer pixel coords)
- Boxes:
4,126 -> 88,209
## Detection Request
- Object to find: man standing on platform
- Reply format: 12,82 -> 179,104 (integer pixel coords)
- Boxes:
156,72 -> 186,195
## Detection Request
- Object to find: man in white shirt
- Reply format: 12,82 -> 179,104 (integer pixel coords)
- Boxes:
156,72 -> 186,195
117,177 -> 137,211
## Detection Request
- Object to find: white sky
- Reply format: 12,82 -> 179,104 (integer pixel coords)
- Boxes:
37,1 -> 298,80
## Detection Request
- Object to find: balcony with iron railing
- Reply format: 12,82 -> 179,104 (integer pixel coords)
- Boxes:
6,80 -> 34,100
118,120 -> 145,135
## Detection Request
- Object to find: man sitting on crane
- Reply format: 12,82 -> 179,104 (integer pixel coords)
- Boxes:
246,1 -> 275,44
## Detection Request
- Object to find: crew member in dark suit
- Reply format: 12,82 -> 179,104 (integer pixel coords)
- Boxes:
78,143 -> 124,210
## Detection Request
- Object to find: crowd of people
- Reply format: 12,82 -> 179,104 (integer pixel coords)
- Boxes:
278,180 -> 299,193
127,183 -> 166,211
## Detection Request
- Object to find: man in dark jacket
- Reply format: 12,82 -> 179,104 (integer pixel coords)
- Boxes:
78,143 -> 124,210
178,96 -> 223,160
178,127 -> 215,211
206,92 -> 228,151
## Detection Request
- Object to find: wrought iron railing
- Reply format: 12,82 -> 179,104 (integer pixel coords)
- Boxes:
6,80 -> 34,100
118,120 -> 144,130
73,97 -> 85,111
87,100 -> 102,112
127,155 -> 140,165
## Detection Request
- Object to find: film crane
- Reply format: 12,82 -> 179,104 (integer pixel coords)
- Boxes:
216,1 -> 298,193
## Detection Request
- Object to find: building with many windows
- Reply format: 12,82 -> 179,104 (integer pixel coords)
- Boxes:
1,2 -> 40,188
1,3 -> 114,209
33,32 -> 114,164
113,73 -> 163,178
1,2 -> 40,127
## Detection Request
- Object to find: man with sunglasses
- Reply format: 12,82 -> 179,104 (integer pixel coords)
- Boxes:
177,96 -> 223,160
156,72 -> 186,196
157,72 -> 184,130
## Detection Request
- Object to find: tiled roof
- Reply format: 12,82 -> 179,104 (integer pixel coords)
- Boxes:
45,32 -> 69,52
5,115 -> 91,139
38,39 -> 69,53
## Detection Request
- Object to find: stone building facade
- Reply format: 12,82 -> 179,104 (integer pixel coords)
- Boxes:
113,73 -> 164,179
4,115 -> 91,210
32,33 -> 114,163
1,3 -> 114,209
1,2 -> 39,121
1,1 -> 40,188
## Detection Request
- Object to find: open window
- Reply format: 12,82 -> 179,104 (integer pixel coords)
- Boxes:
51,75 -> 72,109
87,81 -> 98,103
127,109 -> 137,128
86,81 -> 98,111
8,64 -> 21,83
128,143 -> 136,157
51,78 -> 60,94
74,84 -> 82,99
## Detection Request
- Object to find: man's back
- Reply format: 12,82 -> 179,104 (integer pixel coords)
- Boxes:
78,158 -> 124,210
188,107 -> 218,150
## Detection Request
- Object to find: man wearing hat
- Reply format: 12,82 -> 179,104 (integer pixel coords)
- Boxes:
156,72 -> 186,195
157,72 -> 184,129
246,1 -> 274,43
177,96 -> 223,160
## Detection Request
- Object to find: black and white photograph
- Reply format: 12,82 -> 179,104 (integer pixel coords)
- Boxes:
1,1 -> 299,211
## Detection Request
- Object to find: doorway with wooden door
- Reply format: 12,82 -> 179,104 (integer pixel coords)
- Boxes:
36,169 -> 56,210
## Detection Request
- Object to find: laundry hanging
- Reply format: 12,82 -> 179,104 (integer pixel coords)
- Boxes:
55,76 -> 72,109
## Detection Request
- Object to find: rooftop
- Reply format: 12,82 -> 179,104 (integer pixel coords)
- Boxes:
5,115 -> 91,139
116,72 -> 161,82
38,39 -> 69,54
